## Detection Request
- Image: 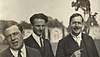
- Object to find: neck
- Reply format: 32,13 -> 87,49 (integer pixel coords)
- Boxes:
72,31 -> 80,36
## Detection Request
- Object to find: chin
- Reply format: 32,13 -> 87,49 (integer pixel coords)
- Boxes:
75,31 -> 80,34
72,30 -> 80,35
37,33 -> 42,36
12,47 -> 20,50
37,34 -> 41,36
74,30 -> 81,33
12,45 -> 22,50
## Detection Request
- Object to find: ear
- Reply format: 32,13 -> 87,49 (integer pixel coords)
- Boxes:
68,23 -> 71,29
82,22 -> 85,30
22,31 -> 25,37
31,26 -> 34,30
4,38 -> 9,44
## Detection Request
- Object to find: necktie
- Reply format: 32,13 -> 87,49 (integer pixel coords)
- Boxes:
40,37 -> 43,48
18,50 -> 22,57
40,37 -> 44,53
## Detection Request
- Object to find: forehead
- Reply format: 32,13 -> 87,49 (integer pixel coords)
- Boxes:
33,18 -> 45,25
71,16 -> 82,22
4,25 -> 20,35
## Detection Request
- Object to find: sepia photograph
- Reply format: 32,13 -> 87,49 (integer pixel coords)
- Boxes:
0,0 -> 100,57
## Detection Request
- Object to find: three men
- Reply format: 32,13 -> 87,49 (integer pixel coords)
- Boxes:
24,13 -> 54,57
0,22 -> 41,57
56,13 -> 99,57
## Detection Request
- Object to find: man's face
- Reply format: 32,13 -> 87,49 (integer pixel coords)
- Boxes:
4,25 -> 24,50
70,16 -> 83,35
32,19 -> 46,36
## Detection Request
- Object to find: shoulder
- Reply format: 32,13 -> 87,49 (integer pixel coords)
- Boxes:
57,34 -> 72,46
24,35 -> 33,41
43,39 -> 52,46
26,46 -> 40,53
0,48 -> 11,57
82,33 -> 95,44
26,46 -> 41,57
44,39 -> 50,42
0,50 -> 6,57
82,33 -> 93,40
59,34 -> 72,42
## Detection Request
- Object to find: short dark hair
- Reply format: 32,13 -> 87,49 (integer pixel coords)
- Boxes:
16,24 -> 23,33
69,13 -> 84,23
3,21 -> 23,36
30,13 -> 48,25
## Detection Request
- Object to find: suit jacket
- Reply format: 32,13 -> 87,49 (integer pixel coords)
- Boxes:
56,33 -> 99,57
0,46 -> 41,57
24,35 -> 54,57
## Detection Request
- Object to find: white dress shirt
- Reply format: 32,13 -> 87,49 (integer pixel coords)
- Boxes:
32,32 -> 44,47
10,44 -> 26,57
71,33 -> 82,47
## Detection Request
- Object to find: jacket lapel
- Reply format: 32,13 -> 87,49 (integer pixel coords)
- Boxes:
67,34 -> 80,54
26,46 -> 30,57
30,35 -> 41,48
4,48 -> 14,57
82,33 -> 92,57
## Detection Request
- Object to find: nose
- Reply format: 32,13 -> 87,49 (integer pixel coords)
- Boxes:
75,22 -> 79,26
40,26 -> 43,30
11,34 -> 15,40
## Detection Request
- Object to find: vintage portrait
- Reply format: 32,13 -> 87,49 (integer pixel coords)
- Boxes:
0,0 -> 100,57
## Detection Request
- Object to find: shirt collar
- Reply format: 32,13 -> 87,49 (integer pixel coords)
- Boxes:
10,44 -> 26,57
32,32 -> 42,47
71,33 -> 82,41
21,44 -> 26,55
32,32 -> 40,39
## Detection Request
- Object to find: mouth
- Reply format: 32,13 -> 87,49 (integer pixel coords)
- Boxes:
74,28 -> 80,31
38,30 -> 44,34
39,30 -> 43,32
12,41 -> 18,46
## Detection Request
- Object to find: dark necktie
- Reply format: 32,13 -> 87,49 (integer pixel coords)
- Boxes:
40,37 -> 44,56
40,37 -> 43,48
18,50 -> 22,57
